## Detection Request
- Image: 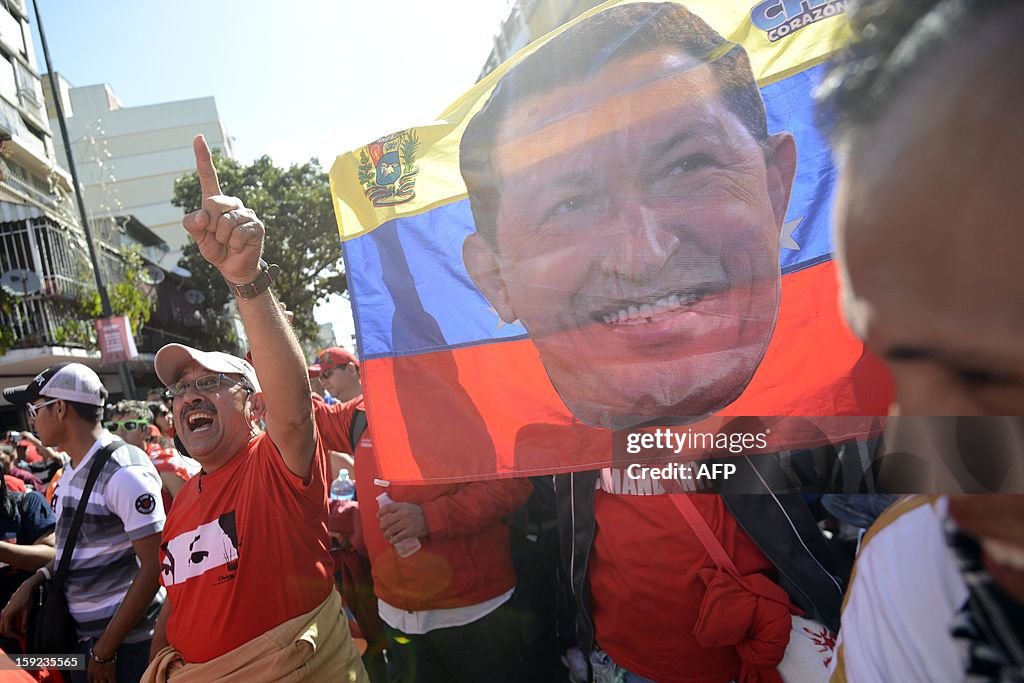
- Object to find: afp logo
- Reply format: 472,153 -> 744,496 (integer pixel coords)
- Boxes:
750,0 -> 848,42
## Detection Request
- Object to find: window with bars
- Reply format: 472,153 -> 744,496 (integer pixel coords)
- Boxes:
0,216 -> 97,348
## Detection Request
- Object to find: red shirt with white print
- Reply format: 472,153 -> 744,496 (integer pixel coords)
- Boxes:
160,431 -> 333,663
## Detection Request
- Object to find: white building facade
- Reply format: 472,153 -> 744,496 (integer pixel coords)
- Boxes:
45,76 -> 232,263
0,0 -> 117,421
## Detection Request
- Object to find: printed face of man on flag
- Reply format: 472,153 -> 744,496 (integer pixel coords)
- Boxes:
461,3 -> 796,430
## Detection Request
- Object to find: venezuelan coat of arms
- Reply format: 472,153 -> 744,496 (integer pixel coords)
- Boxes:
358,130 -> 420,207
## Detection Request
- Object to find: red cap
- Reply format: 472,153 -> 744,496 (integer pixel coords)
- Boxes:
317,347 -> 359,371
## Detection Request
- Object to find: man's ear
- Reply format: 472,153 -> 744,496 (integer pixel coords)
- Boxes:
763,132 -> 798,230
248,392 -> 267,422
463,233 -> 517,323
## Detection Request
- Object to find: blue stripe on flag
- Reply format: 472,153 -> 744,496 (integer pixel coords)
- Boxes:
763,62 -> 836,273
346,63 -> 836,357
346,200 -> 528,357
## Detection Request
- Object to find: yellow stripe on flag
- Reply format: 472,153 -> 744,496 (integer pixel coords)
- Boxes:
330,0 -> 852,241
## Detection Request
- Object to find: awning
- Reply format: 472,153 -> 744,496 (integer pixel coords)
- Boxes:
0,200 -> 43,223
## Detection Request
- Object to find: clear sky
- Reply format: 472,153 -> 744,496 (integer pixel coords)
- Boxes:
30,0 -> 512,351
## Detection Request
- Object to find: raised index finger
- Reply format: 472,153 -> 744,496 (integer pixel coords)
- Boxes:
193,134 -> 222,198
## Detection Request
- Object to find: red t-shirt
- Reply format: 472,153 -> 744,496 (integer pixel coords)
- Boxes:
314,394 -> 364,455
147,444 -> 193,479
3,476 -> 25,493
146,443 -> 194,512
314,395 -> 527,610
6,468 -> 41,491
589,469 -> 781,683
21,444 -> 42,464
160,431 -> 334,663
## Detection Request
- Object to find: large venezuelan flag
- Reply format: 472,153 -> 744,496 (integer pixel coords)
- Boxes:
330,0 -> 892,484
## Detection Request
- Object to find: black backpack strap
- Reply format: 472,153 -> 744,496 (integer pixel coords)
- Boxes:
348,409 -> 368,453
52,440 -> 123,591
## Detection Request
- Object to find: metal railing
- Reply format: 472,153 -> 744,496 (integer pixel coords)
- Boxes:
1,208 -> 202,353
1,214 -> 96,349
3,293 -> 95,349
1,167 -> 77,220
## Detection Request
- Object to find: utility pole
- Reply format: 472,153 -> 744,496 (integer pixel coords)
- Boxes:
32,0 -> 136,398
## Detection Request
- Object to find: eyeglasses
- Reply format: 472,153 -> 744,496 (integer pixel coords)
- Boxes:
26,398 -> 60,419
104,420 -> 144,433
166,373 -> 252,398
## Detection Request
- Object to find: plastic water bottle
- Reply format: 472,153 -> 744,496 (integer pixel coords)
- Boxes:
374,478 -> 421,558
330,470 -> 355,501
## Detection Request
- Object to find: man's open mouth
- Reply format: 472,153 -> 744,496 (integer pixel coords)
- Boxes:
594,285 -> 726,326
182,405 -> 216,433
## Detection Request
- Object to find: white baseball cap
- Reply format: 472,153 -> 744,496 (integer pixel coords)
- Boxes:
154,344 -> 261,392
3,363 -> 108,407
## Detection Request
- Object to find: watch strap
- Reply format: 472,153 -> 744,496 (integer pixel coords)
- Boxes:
226,262 -> 280,299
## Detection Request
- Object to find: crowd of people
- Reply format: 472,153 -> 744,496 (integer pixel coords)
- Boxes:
0,0 -> 1021,681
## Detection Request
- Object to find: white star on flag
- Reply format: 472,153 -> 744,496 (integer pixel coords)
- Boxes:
487,306 -> 524,331
781,217 -> 803,250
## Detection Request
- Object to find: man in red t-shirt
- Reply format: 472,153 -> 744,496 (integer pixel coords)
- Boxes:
315,385 -> 531,683
141,136 -> 366,682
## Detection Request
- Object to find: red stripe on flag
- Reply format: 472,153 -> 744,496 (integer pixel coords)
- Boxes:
361,260 -> 892,483
722,260 -> 893,416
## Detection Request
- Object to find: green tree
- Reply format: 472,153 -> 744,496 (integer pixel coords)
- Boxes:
0,289 -> 16,353
44,246 -> 155,349
172,152 -> 346,349
83,246 -> 156,341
